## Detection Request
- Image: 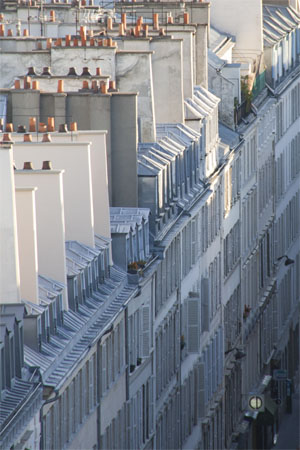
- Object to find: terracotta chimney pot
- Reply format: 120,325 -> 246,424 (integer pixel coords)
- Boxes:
57,79 -> 64,93
47,117 -> 55,132
183,12 -> 189,24
23,29 -> 29,37
24,133 -> 32,142
46,38 -> 52,49
168,15 -> 173,24
82,80 -> 89,89
24,76 -> 31,89
42,134 -> 52,143
59,123 -> 68,132
70,122 -> 77,132
90,38 -> 95,46
7,29 -> 13,37
119,23 -> 125,36
23,161 -> 33,170
100,81 -> 107,94
14,79 -> 21,89
50,10 -> 55,22
32,80 -> 39,90
121,12 -> 126,30
2,133 -> 12,142
73,38 -> 79,47
65,34 -> 71,46
107,17 -> 113,30
0,24 -> 4,36
39,123 -> 47,132
96,67 -> 101,76
153,13 -> 159,30
42,160 -> 52,169
6,123 -> 13,132
29,117 -> 36,132
17,125 -> 26,133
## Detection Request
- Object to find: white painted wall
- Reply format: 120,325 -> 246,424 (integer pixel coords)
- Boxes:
13,141 -> 95,248
14,169 -> 68,309
210,0 -> 263,60
0,144 -> 21,303
15,187 -> 39,303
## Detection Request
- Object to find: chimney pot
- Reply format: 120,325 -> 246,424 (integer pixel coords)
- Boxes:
59,123 -> 68,132
168,15 -> 173,24
14,79 -> 21,89
17,125 -> 26,133
159,28 -> 165,36
81,66 -> 91,76
0,24 -> 5,37
32,80 -> 39,90
2,133 -> 12,142
24,76 -> 31,89
91,80 -> 98,92
47,117 -> 55,132
106,38 -> 112,47
153,13 -> 159,30
42,133 -> 52,143
39,123 -> 47,133
46,38 -> 52,49
65,34 -> 71,46
29,117 -> 36,132
50,10 -> 56,22
55,38 -> 62,47
96,67 -> 101,76
90,37 -> 95,46
23,161 -> 33,170
70,122 -> 77,132
67,67 -> 77,76
82,80 -> 89,89
57,79 -> 64,93
23,29 -> 29,37
121,12 -> 126,30
109,80 -> 116,90
6,123 -> 13,132
183,12 -> 189,24
100,81 -> 107,94
42,66 -> 51,76
73,38 -> 79,47
7,29 -> 13,37
107,17 -> 113,30
24,133 -> 32,142
42,160 -> 52,170
119,23 -> 125,36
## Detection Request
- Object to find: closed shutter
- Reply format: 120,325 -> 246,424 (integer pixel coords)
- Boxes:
126,400 -> 131,450
175,308 -> 180,368
89,358 -> 94,412
101,341 -> 107,395
197,362 -> 205,418
141,303 -> 150,357
187,295 -> 200,353
201,278 -> 210,332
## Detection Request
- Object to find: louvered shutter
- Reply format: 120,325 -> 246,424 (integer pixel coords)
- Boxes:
197,362 -> 205,418
126,400 -> 131,449
141,303 -> 150,357
187,296 -> 200,353
201,278 -> 210,332
101,342 -> 107,395
88,358 -> 94,412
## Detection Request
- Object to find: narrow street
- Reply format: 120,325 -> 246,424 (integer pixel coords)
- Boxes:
273,383 -> 300,450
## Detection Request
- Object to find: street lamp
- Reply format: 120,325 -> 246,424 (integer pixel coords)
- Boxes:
277,255 -> 295,266
225,347 -> 246,360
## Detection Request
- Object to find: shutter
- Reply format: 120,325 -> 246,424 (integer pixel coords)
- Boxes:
149,376 -> 154,433
198,362 -> 205,418
101,342 -> 107,396
175,308 -> 180,368
89,358 -> 94,412
126,400 -> 131,450
141,304 -> 150,357
201,278 -> 210,332
187,296 -> 200,353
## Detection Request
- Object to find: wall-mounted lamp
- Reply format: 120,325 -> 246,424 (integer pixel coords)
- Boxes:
277,255 -> 295,266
